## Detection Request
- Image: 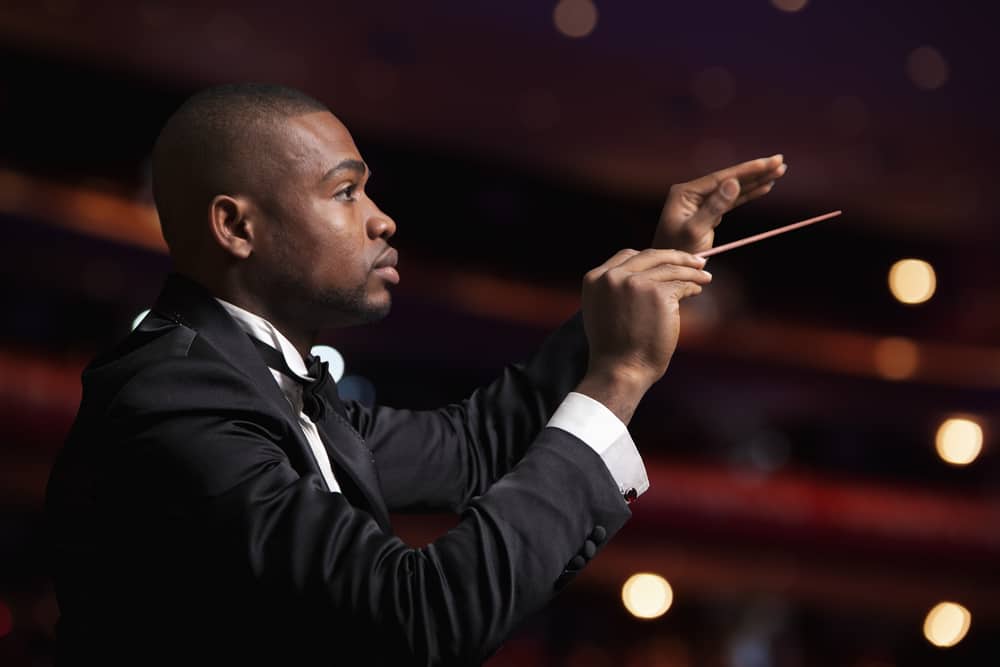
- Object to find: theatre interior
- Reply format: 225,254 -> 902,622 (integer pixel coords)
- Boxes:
0,1 -> 997,665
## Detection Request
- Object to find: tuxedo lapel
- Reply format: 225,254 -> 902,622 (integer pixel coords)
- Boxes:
150,273 -> 390,530
152,274 -> 296,419
314,389 -> 392,532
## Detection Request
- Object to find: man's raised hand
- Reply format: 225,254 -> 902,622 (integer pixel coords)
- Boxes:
576,248 -> 712,424
653,154 -> 787,254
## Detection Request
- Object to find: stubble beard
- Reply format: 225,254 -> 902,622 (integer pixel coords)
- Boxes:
314,280 -> 391,327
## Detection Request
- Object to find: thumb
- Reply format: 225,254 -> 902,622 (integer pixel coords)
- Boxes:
702,178 -> 741,218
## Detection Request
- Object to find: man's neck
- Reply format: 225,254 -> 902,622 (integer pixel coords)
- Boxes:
229,297 -> 316,360
189,271 -> 317,359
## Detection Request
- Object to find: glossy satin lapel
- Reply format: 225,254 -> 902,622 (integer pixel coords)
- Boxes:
152,274 -> 391,531
151,274 -> 299,425
314,393 -> 392,533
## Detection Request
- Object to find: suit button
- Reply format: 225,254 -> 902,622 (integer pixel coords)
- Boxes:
589,526 -> 607,543
582,539 -> 597,559
567,555 -> 586,570
554,571 -> 575,589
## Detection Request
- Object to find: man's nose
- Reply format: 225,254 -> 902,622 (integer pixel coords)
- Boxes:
366,204 -> 396,240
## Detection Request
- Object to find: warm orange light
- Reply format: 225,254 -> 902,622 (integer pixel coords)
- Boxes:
888,259 -> 936,304
873,337 -> 919,380
553,0 -> 598,39
771,0 -> 808,12
622,573 -> 673,619
907,47 -> 949,90
935,418 -> 983,466
923,601 -> 971,647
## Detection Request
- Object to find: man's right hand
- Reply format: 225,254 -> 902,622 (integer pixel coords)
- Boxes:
575,248 -> 711,424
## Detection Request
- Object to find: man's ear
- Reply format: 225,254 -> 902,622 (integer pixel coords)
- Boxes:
208,195 -> 254,259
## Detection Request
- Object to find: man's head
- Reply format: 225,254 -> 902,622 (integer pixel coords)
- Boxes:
152,83 -> 398,332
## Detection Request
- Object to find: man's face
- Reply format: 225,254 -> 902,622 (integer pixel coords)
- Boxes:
248,111 -> 398,329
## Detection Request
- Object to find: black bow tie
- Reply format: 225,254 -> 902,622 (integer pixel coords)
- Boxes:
249,336 -> 338,422
301,354 -> 332,421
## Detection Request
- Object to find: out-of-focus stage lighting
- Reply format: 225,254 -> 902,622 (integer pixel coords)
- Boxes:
553,0 -> 598,39
935,418 -> 983,466
888,259 -> 936,305
131,309 -> 151,331
907,47 -> 949,91
311,345 -> 345,382
873,337 -> 919,380
771,0 -> 809,13
923,601 -> 971,647
622,573 -> 673,620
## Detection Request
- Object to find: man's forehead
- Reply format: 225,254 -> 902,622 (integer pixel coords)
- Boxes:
281,111 -> 363,173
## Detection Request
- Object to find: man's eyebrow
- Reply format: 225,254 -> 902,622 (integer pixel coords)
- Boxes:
320,159 -> 368,183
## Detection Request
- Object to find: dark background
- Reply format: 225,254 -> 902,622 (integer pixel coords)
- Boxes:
1,1 -> 998,665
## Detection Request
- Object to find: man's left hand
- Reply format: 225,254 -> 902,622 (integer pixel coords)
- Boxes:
653,154 -> 788,254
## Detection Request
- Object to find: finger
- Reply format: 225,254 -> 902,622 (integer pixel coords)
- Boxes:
733,180 -> 776,207
638,264 -> 713,285
738,162 -> 787,192
664,280 -> 704,301
685,177 -> 741,229
590,248 -> 641,277
682,154 -> 784,195
613,248 -> 707,273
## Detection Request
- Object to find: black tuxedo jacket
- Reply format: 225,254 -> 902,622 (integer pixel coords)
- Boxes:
45,273 -> 632,666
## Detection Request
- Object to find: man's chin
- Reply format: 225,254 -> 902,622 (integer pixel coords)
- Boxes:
363,300 -> 392,323
337,298 -> 391,328
312,286 -> 391,328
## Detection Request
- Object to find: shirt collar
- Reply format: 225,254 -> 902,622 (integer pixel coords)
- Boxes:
215,298 -> 312,381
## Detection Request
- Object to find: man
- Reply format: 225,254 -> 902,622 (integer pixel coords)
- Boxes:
45,83 -> 785,665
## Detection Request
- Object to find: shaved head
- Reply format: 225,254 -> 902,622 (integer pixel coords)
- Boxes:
148,82 -> 399,348
152,83 -> 328,256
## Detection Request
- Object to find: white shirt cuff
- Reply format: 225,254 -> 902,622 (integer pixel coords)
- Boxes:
546,392 -> 649,500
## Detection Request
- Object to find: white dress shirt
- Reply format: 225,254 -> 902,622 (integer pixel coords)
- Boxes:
217,299 -> 648,500
217,299 -> 342,493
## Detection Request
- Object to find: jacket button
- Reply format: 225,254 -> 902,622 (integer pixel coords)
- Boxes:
582,539 -> 597,559
567,555 -> 586,570
589,526 -> 607,543
554,571 -> 575,589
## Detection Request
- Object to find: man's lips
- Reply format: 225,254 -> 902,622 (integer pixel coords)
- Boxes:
373,247 -> 398,270
373,248 -> 400,284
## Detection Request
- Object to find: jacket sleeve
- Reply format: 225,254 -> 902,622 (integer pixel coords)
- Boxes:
349,313 -> 594,513
105,340 -> 629,666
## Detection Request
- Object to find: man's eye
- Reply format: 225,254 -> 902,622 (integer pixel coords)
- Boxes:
335,185 -> 357,201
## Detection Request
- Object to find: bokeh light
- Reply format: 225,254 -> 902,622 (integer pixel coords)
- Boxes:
935,418 -> 983,466
888,259 -> 936,305
311,345 -> 345,382
873,337 -> 920,380
553,0 -> 598,39
131,308 -> 150,331
771,0 -> 809,12
622,573 -> 673,619
923,601 -> 971,647
906,47 -> 949,90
